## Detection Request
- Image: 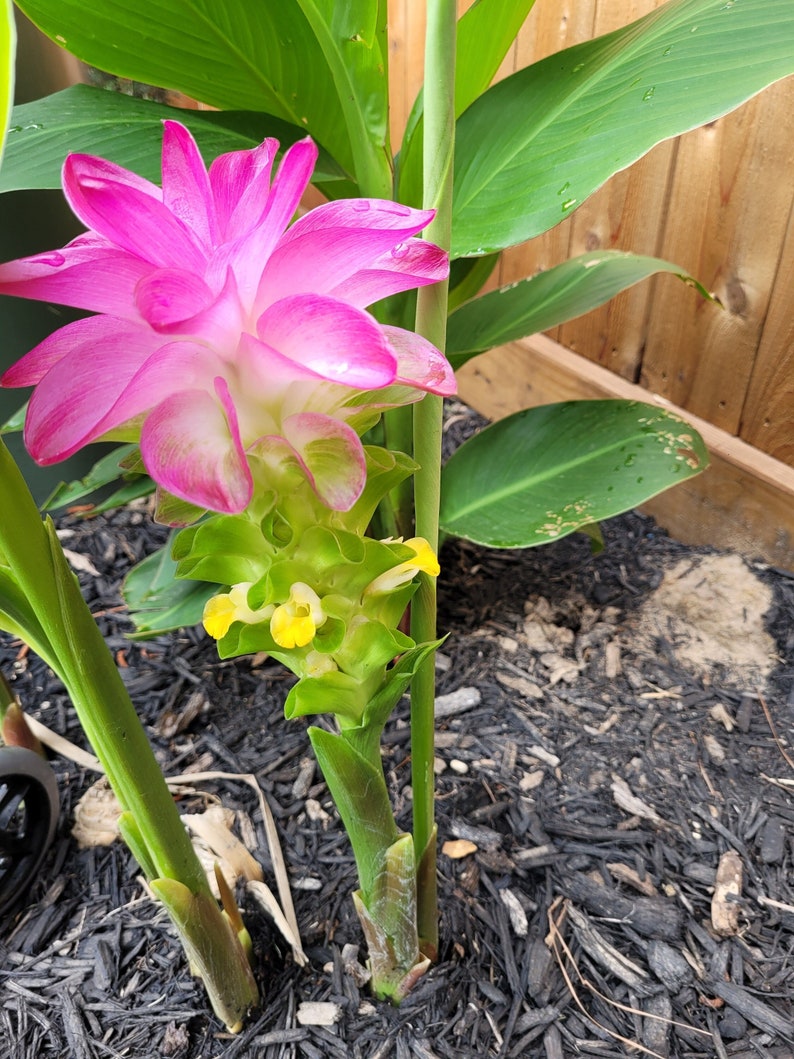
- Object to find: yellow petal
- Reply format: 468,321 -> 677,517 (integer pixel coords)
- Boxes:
405,537 -> 440,577
203,594 -> 237,640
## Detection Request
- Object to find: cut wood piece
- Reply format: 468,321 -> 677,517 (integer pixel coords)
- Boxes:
457,334 -> 794,570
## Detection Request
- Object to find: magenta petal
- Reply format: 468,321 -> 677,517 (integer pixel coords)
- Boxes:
140,380 -> 252,513
208,137 -> 278,239
328,240 -> 449,307
21,324 -> 164,462
63,154 -> 206,271
382,325 -> 457,396
1,316 -> 145,387
135,268 -> 215,330
257,199 -> 437,307
161,121 -> 217,248
227,138 -> 317,303
0,233 -> 154,316
257,294 -> 396,388
99,340 -> 222,432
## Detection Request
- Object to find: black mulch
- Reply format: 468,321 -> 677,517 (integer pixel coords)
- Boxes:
1,406 -> 792,1059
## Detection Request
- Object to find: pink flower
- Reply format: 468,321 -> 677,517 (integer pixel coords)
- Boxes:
0,122 -> 453,514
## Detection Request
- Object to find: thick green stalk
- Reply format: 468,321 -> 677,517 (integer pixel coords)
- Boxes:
410,0 -> 456,956
0,440 -> 257,1028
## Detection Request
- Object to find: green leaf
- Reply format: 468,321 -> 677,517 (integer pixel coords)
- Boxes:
40,443 -> 143,511
308,725 -> 399,897
440,400 -> 709,548
1,85 -> 346,193
452,0 -> 794,256
398,0 -> 536,204
16,1 -> 390,192
446,251 -> 712,365
0,400 -> 26,435
0,566 -> 65,681
123,542 -> 217,637
447,252 -> 500,314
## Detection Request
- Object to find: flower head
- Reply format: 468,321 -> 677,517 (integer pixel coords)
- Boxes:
0,123 -> 454,516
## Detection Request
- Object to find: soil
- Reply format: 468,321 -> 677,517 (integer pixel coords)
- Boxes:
1,405 -> 792,1059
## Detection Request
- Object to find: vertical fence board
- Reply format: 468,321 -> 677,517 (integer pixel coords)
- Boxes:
640,79 -> 794,435
740,199 -> 794,466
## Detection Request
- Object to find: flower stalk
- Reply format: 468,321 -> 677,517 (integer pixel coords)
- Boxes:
410,0 -> 457,959
0,439 -> 258,1031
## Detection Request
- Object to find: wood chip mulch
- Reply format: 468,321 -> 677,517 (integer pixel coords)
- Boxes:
1,411 -> 792,1059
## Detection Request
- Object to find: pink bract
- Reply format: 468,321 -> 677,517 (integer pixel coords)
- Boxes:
0,122 -> 453,516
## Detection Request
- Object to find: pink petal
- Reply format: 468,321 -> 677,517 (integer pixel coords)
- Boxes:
98,340 -> 223,433
20,324 -> 164,462
227,138 -> 317,305
382,326 -> 457,396
249,412 -> 366,511
256,294 -> 396,388
63,153 -> 206,271
160,121 -> 217,248
1,315 -> 143,386
208,137 -> 278,239
134,268 -> 215,330
0,233 -> 154,316
141,378 -> 252,513
328,240 -> 449,307
256,199 -> 436,308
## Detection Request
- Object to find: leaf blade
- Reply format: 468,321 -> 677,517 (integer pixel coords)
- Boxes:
446,251 -> 712,364
0,85 -> 346,193
440,401 -> 709,548
451,0 -> 794,256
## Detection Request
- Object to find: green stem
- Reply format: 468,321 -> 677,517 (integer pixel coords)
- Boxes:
410,0 -> 456,955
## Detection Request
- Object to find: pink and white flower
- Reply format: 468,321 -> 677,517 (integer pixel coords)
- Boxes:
0,122 -> 453,514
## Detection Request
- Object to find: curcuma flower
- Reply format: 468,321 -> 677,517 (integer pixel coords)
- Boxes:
0,122 -> 454,515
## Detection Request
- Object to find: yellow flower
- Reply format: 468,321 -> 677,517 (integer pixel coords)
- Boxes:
270,582 -> 326,649
365,537 -> 440,596
203,582 -> 273,640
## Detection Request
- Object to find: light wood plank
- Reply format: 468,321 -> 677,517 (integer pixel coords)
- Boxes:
640,79 -> 794,434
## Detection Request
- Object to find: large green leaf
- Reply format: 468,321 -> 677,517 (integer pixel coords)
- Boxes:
452,0 -> 794,257
446,251 -> 711,365
439,401 -> 709,548
0,0 -> 13,163
398,0 -> 536,203
16,0 -> 390,193
0,85 -> 346,193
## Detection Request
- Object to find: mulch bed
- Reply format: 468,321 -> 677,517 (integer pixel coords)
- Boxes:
1,406 -> 792,1059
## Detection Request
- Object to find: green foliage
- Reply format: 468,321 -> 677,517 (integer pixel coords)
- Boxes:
0,85 -> 347,193
451,0 -> 794,256
123,542 -> 217,638
446,251 -> 712,366
15,0 -> 390,192
440,401 -> 710,548
398,0 -> 536,202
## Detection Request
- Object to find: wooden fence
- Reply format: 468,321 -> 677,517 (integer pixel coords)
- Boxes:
390,1 -> 794,568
